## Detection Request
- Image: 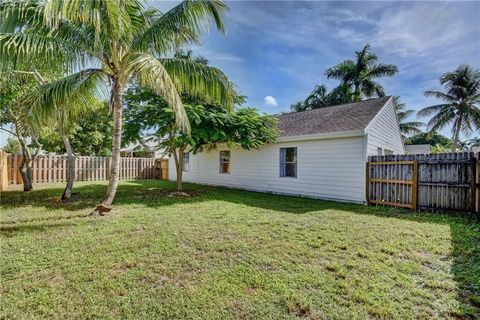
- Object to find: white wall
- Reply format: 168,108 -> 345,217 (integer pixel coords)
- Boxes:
365,98 -> 404,157
169,136 -> 366,203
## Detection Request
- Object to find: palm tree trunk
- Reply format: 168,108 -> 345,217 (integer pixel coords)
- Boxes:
354,83 -> 361,102
91,78 -> 123,215
451,116 -> 463,152
61,131 -> 75,201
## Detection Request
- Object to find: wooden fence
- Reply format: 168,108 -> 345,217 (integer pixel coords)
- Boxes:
2,153 -> 156,188
367,152 -> 479,214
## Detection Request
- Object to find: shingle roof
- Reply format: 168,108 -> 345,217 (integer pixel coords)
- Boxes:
276,96 -> 391,137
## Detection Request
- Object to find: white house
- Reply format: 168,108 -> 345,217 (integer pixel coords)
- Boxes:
168,96 -> 404,203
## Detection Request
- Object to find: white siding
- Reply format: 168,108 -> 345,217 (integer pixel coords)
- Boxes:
365,98 -> 404,156
169,136 -> 366,203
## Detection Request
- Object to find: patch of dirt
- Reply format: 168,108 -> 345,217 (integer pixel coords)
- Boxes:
163,191 -> 195,197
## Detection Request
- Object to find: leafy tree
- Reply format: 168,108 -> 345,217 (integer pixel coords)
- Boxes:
325,43 -> 398,102
404,132 -> 452,148
40,107 -> 113,157
123,85 -> 278,191
0,71 -> 42,191
1,0 -> 232,215
430,144 -> 450,154
2,136 -> 20,154
418,65 -> 480,152
393,96 -> 424,139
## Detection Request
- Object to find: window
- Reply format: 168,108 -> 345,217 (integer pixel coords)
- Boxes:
183,152 -> 189,172
219,151 -> 230,174
377,147 -> 383,156
280,147 -> 297,177
384,149 -> 394,155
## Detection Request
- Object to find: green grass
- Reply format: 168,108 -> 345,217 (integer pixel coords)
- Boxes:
1,180 -> 479,319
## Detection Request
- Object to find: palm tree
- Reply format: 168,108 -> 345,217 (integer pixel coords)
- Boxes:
0,0 -> 233,215
393,96 -> 424,139
418,65 -> 480,152
467,137 -> 480,149
290,84 -> 352,112
325,43 -> 398,102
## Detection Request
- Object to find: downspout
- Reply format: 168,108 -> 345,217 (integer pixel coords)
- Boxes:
363,132 -> 369,205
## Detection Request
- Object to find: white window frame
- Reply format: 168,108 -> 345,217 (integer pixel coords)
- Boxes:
183,152 -> 189,172
280,147 -> 297,178
219,150 -> 230,174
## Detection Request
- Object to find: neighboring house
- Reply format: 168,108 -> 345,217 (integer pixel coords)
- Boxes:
472,146 -> 480,154
121,140 -> 167,158
169,96 -> 404,203
405,144 -> 431,154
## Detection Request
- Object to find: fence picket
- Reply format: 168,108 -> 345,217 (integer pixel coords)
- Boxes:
5,154 -> 158,187
367,152 -> 478,214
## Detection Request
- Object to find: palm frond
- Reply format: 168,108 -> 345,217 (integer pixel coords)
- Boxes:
366,63 -> 398,78
29,69 -> 107,124
425,108 -> 455,132
132,0 -> 228,54
424,90 -> 455,102
126,52 -> 188,132
158,57 -> 233,110
417,104 -> 450,117
324,60 -> 355,82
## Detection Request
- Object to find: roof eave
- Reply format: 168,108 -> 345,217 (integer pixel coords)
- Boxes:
277,129 -> 365,142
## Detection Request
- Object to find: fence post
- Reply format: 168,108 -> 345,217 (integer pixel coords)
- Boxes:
365,161 -> 370,204
0,151 -> 8,191
106,157 -> 111,179
412,160 -> 418,211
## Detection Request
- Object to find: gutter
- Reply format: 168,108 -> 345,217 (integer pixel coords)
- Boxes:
277,129 -> 364,143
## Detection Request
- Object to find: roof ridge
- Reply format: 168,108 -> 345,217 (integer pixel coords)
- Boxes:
277,96 -> 391,117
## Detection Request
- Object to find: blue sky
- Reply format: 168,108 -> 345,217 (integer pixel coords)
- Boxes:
1,1 -> 479,147
156,0 -> 480,138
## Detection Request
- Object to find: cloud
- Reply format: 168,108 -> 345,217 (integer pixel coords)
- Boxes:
264,96 -> 278,107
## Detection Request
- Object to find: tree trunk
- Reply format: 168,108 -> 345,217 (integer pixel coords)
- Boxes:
18,156 -> 33,191
91,78 -> 123,215
61,132 -> 75,201
17,137 -> 33,192
451,116 -> 463,152
176,146 -> 186,192
354,83 -> 361,102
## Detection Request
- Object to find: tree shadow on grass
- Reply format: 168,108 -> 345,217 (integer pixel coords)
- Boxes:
1,179 -> 479,315
0,220 -> 78,237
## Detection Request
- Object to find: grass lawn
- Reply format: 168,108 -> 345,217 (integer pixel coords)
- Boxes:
1,180 -> 479,319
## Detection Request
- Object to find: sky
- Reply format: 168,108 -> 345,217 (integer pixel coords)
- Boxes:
154,0 -> 480,139
1,0 -> 479,147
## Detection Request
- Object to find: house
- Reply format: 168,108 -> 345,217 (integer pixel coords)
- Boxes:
168,96 -> 404,203
405,144 -> 431,154
120,140 -> 167,159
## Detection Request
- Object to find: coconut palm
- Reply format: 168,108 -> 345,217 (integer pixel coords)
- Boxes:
393,96 -> 424,139
290,84 -> 352,112
0,0 -> 233,215
325,43 -> 398,102
418,65 -> 480,152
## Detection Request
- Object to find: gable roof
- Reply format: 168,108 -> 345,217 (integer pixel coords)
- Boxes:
276,96 -> 391,137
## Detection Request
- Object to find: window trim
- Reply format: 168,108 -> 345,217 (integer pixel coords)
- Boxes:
182,152 -> 189,172
279,147 -> 297,178
219,150 -> 230,174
